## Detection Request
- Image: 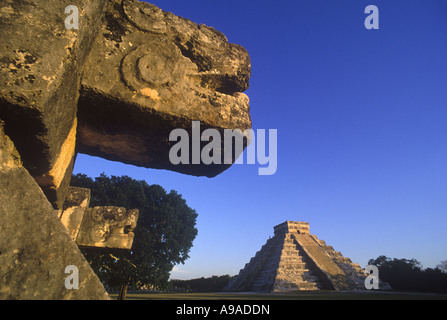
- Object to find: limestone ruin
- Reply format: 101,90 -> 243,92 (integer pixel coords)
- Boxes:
60,187 -> 139,250
226,221 -> 370,292
0,0 -> 251,299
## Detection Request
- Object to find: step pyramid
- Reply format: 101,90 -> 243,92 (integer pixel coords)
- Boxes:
226,221 -> 368,292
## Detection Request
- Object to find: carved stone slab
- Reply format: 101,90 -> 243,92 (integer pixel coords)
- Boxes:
76,206 -> 139,250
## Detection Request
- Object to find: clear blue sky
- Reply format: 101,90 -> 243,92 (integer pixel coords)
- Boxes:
74,0 -> 447,280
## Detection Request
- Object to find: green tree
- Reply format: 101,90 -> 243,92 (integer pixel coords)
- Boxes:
71,173 -> 198,299
368,256 -> 422,291
437,260 -> 447,273
368,256 -> 447,293
170,275 -> 234,292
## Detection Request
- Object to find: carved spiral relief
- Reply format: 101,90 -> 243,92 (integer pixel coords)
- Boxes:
123,0 -> 167,34
121,42 -> 187,97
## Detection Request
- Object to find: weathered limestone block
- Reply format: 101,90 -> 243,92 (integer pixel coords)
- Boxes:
76,206 -> 139,250
0,122 -> 110,299
59,187 -> 92,241
0,0 -> 107,209
0,120 -> 21,169
274,221 -> 310,235
60,187 -> 139,250
78,0 -> 252,177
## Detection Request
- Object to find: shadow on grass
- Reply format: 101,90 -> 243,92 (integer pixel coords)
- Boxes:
110,290 -> 447,300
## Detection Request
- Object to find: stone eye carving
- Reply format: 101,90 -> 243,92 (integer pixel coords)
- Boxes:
121,42 -> 186,93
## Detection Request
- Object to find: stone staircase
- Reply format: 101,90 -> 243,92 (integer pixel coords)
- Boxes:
271,233 -> 321,291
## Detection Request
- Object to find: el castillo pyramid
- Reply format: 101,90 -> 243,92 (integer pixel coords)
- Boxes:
226,221 -> 368,292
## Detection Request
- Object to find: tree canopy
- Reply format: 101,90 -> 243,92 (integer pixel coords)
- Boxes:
170,275 -> 234,292
71,173 -> 198,292
368,255 -> 447,293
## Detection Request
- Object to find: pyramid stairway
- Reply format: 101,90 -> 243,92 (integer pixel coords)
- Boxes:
226,221 -> 368,292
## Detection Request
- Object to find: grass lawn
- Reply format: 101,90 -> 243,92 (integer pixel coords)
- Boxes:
111,291 -> 447,300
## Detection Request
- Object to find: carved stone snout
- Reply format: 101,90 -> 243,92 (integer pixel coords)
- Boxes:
76,207 -> 139,250
60,187 -> 139,250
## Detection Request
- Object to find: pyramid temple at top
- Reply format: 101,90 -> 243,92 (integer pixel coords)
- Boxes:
226,221 -> 368,292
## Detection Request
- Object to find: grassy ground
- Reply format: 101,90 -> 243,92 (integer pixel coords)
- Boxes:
111,291 -> 447,300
